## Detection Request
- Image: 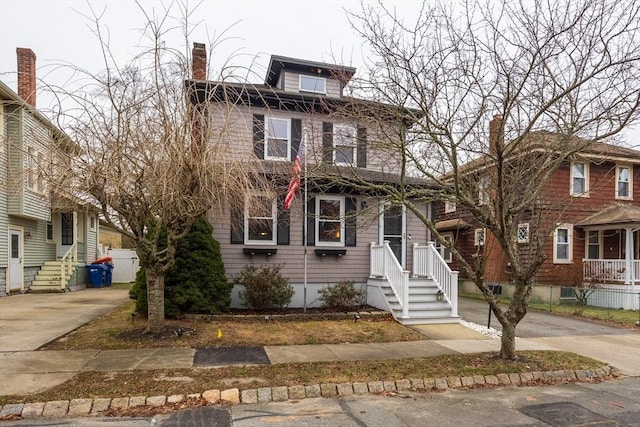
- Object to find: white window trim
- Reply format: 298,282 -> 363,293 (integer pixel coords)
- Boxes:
315,195 -> 345,247
46,220 -> 55,244
438,233 -> 453,263
570,161 -> 589,197
244,193 -> 277,245
517,223 -> 529,244
615,164 -> 633,200
264,117 -> 290,161
474,228 -> 485,246
299,75 -> 326,94
89,215 -> 96,232
26,146 -> 35,191
444,200 -> 456,213
553,224 -> 573,264
333,123 -> 357,166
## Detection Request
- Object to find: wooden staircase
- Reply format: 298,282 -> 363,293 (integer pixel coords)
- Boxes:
369,241 -> 460,325
30,260 -> 77,292
380,277 -> 459,325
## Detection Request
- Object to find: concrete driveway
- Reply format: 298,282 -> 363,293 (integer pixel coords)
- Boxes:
0,288 -> 130,351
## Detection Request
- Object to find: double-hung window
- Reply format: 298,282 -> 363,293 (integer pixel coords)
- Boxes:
616,165 -> 632,199
474,228 -> 485,246
444,200 -> 456,213
245,193 -> 277,245
316,196 -> 344,246
554,224 -> 573,263
334,124 -> 357,165
478,176 -> 490,205
570,162 -> 589,196
265,117 -> 290,160
299,75 -> 326,94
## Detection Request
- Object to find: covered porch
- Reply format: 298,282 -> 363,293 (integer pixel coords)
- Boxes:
577,203 -> 640,291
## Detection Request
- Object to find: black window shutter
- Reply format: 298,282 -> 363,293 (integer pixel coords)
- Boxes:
230,201 -> 244,244
277,196 -> 290,245
291,119 -> 302,161
357,127 -> 367,168
345,197 -> 357,247
322,122 -> 333,163
306,197 -> 316,246
253,114 -> 265,159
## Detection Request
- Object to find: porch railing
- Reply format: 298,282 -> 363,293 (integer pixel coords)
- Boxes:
583,259 -> 639,284
413,242 -> 459,317
60,243 -> 78,289
370,241 -> 410,318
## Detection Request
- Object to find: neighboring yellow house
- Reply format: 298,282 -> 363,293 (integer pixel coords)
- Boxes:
99,221 -> 122,251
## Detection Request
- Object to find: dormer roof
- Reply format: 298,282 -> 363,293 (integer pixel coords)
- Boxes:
265,55 -> 356,87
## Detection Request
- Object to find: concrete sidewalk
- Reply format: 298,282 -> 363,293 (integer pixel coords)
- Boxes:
1,289 -> 639,398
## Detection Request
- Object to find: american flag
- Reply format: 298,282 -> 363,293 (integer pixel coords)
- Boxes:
283,131 -> 306,210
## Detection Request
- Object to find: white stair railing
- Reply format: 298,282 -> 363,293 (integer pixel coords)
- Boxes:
413,242 -> 459,317
370,241 -> 410,318
59,243 -> 78,289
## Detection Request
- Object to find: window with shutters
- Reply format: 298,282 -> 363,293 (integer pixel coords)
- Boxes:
245,193 -> 277,245
333,124 -> 357,165
316,196 -> 344,246
265,117 -> 290,160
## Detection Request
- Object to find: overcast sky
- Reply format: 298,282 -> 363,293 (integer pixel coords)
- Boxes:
1,0 -> 638,145
0,0 -> 389,107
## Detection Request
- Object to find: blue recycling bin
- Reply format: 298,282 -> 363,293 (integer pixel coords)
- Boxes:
104,263 -> 114,287
85,264 -> 107,288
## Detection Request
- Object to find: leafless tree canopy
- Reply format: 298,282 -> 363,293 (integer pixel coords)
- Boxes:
47,3 -> 264,333
340,0 -> 640,358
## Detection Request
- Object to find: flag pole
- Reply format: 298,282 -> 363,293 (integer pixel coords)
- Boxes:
303,127 -> 308,313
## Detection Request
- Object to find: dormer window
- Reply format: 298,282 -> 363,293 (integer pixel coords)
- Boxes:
299,75 -> 326,94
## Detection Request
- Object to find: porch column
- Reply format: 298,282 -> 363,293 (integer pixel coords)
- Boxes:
625,227 -> 633,285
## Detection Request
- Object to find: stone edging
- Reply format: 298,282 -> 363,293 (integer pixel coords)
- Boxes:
0,366 -> 615,420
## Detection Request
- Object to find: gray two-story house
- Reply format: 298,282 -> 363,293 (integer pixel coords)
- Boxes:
188,43 -> 459,324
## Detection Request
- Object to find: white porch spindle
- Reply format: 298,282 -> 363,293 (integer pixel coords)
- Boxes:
625,227 -> 634,285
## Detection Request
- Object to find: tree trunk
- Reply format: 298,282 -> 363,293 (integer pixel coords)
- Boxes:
145,267 -> 165,334
500,322 -> 517,360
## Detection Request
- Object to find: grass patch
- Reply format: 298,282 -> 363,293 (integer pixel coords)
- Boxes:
0,351 -> 604,406
41,301 -> 424,350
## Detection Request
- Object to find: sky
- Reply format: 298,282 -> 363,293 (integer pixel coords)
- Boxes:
1,0 -> 638,145
0,0 -> 388,109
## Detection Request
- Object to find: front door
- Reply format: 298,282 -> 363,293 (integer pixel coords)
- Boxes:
382,204 -> 406,268
8,228 -> 24,292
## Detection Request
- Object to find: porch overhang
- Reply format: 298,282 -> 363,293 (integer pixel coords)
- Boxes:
575,203 -> 640,230
435,218 -> 469,230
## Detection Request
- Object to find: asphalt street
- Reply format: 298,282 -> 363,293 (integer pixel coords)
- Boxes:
3,378 -> 639,426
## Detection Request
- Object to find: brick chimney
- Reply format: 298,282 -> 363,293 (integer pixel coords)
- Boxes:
489,114 -> 504,154
16,48 -> 37,107
192,43 -> 207,80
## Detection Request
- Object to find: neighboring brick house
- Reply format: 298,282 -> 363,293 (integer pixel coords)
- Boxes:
435,115 -> 640,295
187,44 -> 459,322
1,48 -> 99,294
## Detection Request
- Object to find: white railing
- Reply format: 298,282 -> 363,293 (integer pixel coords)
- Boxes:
370,241 -> 410,318
583,259 -> 630,283
60,243 -> 77,289
413,242 -> 459,317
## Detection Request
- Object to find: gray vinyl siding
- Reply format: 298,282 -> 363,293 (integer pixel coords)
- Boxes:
6,108 -> 50,220
282,71 -> 342,98
0,102 -> 8,267
8,216 -> 55,267
86,214 -> 98,262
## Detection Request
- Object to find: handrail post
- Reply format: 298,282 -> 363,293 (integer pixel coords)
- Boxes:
402,270 -> 409,318
426,242 -> 434,278
370,242 -> 376,278
450,271 -> 459,317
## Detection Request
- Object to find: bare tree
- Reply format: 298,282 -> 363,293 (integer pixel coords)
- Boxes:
48,3 -> 261,333
336,0 -> 640,358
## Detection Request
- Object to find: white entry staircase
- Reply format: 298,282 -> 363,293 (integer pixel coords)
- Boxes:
369,242 -> 459,325
30,244 -> 78,292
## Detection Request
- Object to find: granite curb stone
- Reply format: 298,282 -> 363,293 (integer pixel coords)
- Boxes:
0,369 -> 615,420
